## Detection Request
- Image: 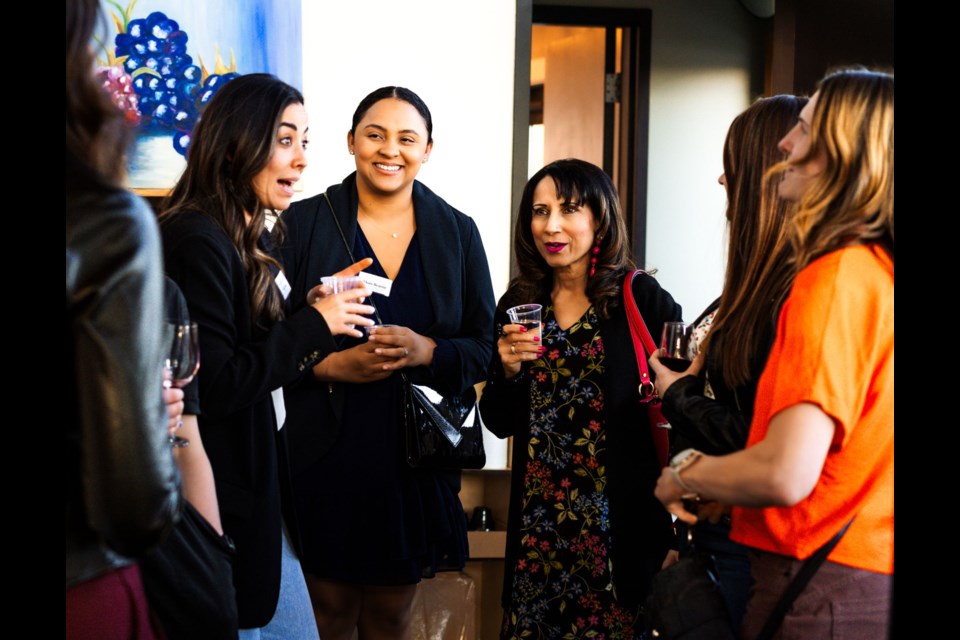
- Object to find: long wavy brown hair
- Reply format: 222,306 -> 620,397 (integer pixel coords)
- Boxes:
774,68 -> 894,270
160,74 -> 304,327
66,0 -> 130,184
509,159 -> 635,319
704,95 -> 807,387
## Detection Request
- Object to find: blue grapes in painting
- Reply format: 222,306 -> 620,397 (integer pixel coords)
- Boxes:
115,11 -> 238,156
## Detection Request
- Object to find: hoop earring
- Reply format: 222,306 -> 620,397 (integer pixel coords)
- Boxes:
589,237 -> 602,277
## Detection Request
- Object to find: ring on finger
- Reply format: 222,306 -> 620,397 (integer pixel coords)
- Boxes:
403,347 -> 409,357
511,344 -> 517,355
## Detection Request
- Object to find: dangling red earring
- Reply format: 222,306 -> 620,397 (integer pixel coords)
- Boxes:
589,237 -> 601,277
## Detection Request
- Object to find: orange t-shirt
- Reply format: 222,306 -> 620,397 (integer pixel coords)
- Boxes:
731,245 -> 894,575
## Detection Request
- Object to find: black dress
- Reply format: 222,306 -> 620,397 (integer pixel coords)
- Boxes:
292,228 -> 468,584
501,304 -> 642,639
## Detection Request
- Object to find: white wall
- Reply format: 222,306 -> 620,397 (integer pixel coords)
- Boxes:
298,1 -> 517,299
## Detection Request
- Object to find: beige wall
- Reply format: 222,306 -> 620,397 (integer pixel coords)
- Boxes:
537,0 -> 766,319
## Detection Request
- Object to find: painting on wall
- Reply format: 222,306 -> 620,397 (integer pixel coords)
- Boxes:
95,0 -> 302,191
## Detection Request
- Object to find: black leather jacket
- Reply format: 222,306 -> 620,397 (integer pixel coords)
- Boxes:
66,162 -> 180,586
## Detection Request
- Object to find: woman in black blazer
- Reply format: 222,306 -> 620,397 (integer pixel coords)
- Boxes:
281,86 -> 495,640
479,159 -> 680,639
160,74 -> 373,636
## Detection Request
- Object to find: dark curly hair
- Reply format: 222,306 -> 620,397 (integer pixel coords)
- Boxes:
508,159 -> 635,318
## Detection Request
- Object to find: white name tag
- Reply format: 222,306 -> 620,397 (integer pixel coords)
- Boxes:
358,271 -> 393,297
275,271 -> 291,300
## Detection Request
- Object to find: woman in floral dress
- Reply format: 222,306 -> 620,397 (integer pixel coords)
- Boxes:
480,159 -> 681,639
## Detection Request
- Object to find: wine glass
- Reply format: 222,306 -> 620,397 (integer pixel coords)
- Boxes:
164,322 -> 199,448
659,322 -> 692,372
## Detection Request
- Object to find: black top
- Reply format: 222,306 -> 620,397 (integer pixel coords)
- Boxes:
161,211 -> 337,627
280,173 -> 496,473
479,272 -> 682,609
660,297 -> 777,456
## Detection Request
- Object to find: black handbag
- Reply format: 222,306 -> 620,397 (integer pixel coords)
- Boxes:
644,518 -> 855,640
322,191 -> 486,471
404,376 -> 486,469
139,501 -> 239,640
644,551 -> 736,640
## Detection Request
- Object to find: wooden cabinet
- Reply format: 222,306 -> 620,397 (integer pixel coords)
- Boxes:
460,468 -> 512,640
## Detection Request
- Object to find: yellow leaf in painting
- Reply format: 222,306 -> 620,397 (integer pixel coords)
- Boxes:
551,561 -> 563,569
568,407 -> 575,420
574,438 -> 590,446
527,551 -> 538,559
583,323 -> 593,329
554,503 -> 564,510
586,630 -> 598,638
528,444 -> 535,458
558,511 -> 567,523
570,488 -> 579,500
558,368 -> 571,376
567,511 -> 578,521
574,468 -> 588,476
588,443 -> 596,455
582,428 -> 592,438
551,372 -> 559,383
521,630 -> 532,638
132,67 -> 162,79
560,600 -> 567,613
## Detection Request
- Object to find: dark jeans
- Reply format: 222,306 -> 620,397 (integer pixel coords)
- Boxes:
740,549 -> 892,640
678,519 -> 753,635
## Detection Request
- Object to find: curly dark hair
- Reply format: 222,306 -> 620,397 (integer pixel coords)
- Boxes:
507,159 -> 635,318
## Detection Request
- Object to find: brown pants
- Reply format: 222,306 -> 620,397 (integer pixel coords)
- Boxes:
739,550 -> 892,640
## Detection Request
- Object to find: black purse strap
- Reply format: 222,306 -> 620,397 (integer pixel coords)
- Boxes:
322,191 -> 385,327
754,517 -> 855,640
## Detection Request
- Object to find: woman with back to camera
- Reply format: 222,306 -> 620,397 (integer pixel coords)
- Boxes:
66,0 -> 180,636
479,159 -> 681,639
648,95 -> 806,634
655,68 -> 894,639
160,73 -> 374,638
281,86 -> 495,639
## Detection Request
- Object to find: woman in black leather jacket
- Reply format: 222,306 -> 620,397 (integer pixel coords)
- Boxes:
648,95 -> 806,633
66,1 -> 180,636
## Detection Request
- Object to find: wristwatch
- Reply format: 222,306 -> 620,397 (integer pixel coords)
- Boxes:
669,448 -> 702,498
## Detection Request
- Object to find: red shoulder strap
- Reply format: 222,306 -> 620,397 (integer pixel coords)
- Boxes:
623,270 -> 670,468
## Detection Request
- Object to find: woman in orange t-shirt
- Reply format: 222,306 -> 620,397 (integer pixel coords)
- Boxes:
653,68 -> 893,639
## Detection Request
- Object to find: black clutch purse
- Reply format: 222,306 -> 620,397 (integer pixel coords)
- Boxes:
643,551 -> 735,640
404,377 -> 486,469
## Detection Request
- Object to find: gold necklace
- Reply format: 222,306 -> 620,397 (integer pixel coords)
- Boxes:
358,207 -> 411,239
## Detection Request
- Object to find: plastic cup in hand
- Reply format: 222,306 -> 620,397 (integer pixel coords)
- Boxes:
321,276 -> 364,329
320,275 -> 363,294
660,321 -> 691,372
506,304 -> 542,339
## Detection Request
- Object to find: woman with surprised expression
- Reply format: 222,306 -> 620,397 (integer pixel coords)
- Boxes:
160,74 -> 374,638
282,87 -> 495,640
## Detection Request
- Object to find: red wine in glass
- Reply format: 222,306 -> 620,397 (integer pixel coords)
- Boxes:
165,322 -> 199,448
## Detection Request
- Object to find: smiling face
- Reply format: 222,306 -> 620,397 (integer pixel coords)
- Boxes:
529,176 -> 599,278
777,92 -> 827,202
348,98 -> 433,199
250,102 -> 309,212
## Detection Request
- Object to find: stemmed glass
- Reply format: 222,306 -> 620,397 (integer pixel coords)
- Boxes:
164,322 -> 199,448
659,321 -> 692,372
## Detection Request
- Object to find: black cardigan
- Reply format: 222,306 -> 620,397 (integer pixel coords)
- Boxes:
479,272 -> 682,609
161,211 -> 337,628
279,173 -> 496,474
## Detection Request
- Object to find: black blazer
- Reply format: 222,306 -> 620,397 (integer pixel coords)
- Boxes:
280,173 -> 496,474
479,272 -> 681,608
161,211 -> 337,628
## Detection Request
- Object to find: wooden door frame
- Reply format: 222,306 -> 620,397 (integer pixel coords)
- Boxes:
512,3 -> 652,271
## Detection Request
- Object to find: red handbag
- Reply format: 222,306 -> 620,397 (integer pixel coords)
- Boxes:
622,270 -> 671,468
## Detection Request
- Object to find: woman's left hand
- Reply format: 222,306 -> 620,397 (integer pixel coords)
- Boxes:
655,466 -> 699,525
649,350 -> 704,397
367,325 -> 437,370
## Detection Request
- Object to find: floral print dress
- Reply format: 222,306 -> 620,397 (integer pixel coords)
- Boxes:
501,305 -> 641,640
